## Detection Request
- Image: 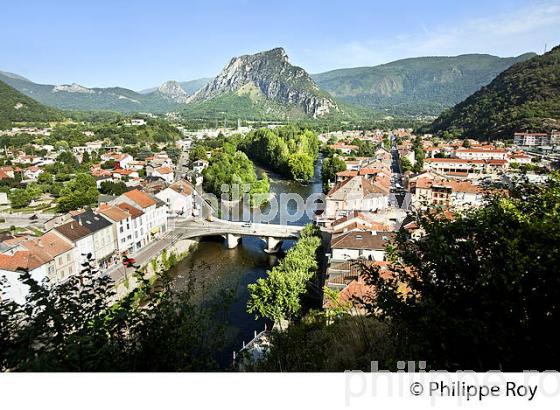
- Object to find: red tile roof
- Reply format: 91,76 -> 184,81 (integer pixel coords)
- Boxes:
123,189 -> 156,208
118,203 -> 144,219
0,250 -> 47,272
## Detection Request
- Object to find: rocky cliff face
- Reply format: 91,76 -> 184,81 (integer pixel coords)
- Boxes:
188,48 -> 338,117
157,80 -> 189,103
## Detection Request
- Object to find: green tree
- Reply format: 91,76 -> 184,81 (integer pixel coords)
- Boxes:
189,145 -> 208,163
57,174 -> 100,212
137,146 -> 154,161
247,225 -> 322,325
400,157 -> 412,172
99,181 -> 128,196
56,151 -> 79,170
361,174 -> 560,370
288,152 -> 314,182
165,146 -> 181,164
8,188 -> 32,209
239,127 -> 319,182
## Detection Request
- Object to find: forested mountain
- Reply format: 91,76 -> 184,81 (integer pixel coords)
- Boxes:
0,80 -> 62,128
2,50 -> 539,119
312,53 -> 536,115
184,48 -> 340,119
427,46 -> 560,139
0,72 -> 182,113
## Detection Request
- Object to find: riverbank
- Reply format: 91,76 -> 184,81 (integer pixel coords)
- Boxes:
111,235 -> 198,301
166,158 -> 324,369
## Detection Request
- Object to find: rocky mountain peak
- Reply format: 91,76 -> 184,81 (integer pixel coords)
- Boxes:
52,83 -> 95,94
188,48 -> 338,117
158,80 -> 189,103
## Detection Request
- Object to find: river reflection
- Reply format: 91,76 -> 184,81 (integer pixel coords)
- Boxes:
169,157 -> 322,369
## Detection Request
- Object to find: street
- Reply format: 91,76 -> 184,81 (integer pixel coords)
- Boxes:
389,135 -> 407,209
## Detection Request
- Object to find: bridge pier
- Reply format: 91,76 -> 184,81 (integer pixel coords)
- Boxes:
263,237 -> 283,254
224,233 -> 241,249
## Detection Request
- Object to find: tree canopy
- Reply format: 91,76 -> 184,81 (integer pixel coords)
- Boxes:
250,175 -> 560,371
239,126 -> 320,183
57,173 -> 100,212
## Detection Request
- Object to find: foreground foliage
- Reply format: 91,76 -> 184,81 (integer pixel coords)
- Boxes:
255,174 -> 560,371
0,257 -> 225,371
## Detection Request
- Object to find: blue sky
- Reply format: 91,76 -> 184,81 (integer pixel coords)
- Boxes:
1,0 -> 559,90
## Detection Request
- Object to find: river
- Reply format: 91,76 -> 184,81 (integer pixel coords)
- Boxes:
169,158 -> 323,369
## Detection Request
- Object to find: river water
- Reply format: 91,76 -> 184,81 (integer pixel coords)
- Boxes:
169,158 -> 323,369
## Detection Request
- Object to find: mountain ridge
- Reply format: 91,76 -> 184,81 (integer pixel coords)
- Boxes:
312,52 -> 537,115
1,50 -> 538,117
426,46 -> 560,139
0,72 -> 181,113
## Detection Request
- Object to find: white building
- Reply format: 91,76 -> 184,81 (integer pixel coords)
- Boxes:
0,250 -> 49,304
98,204 -> 136,255
53,220 -> 96,274
455,149 -> 508,161
100,152 -> 134,169
330,231 -> 395,262
155,180 -> 195,218
148,166 -> 174,183
113,189 -> 168,243
320,175 -> 390,227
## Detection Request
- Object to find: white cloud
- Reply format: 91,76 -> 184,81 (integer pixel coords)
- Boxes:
301,0 -> 560,72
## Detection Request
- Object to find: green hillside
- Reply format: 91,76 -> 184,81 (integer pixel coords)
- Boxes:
0,72 -> 181,113
312,53 -> 536,115
181,87 -> 376,121
0,80 -> 62,128
181,91 -> 313,120
427,46 -> 560,139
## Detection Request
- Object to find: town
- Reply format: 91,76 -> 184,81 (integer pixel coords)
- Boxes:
1,8 -> 560,406
1,120 -> 558,321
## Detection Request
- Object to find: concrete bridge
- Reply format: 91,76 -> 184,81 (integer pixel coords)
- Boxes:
172,217 -> 304,253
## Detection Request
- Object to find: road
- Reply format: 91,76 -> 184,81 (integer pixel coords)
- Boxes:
104,217 -> 303,284
105,230 -> 184,283
172,217 -> 304,239
174,149 -> 189,182
389,135 -> 407,209
0,212 -> 55,230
